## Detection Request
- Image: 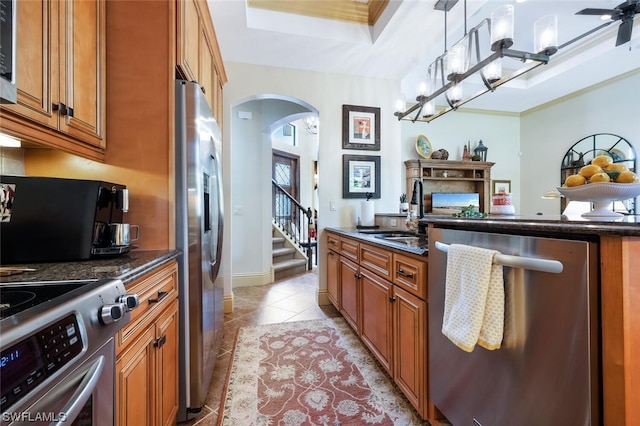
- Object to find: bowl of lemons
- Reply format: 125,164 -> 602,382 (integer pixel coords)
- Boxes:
558,155 -> 640,218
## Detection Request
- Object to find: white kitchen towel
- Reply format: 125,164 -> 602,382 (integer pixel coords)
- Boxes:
441,244 -> 505,352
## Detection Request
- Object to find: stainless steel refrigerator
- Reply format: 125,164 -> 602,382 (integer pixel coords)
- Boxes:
175,80 -> 225,421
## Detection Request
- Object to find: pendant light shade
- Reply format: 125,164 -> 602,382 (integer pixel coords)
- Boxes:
534,14 -> 558,54
490,5 -> 514,50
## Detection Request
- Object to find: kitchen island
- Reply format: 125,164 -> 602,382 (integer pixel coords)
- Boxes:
423,214 -> 640,426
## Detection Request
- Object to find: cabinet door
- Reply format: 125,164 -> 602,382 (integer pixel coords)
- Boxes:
327,250 -> 340,309
360,269 -> 393,374
1,0 -> 57,127
393,286 -> 427,418
58,0 -> 105,147
339,256 -> 360,333
116,324 -> 157,426
156,299 -> 179,426
199,27 -> 215,110
177,0 -> 200,81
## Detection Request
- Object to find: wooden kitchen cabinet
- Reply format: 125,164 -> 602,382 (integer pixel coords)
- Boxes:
323,231 -> 429,420
339,255 -> 360,333
116,261 -> 179,426
176,0 -> 226,123
393,285 -> 427,416
327,248 -> 340,308
405,160 -> 494,213
360,268 -> 393,375
1,0 -> 106,161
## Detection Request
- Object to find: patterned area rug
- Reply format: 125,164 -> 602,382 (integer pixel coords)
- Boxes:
218,318 -> 424,425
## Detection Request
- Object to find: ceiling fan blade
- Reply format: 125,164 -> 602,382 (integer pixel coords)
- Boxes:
616,19 -> 634,45
576,8 -> 618,16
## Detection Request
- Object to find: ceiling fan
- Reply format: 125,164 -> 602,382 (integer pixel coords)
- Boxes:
577,0 -> 640,46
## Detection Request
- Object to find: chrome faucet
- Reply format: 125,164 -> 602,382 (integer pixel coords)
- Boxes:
410,180 -> 424,219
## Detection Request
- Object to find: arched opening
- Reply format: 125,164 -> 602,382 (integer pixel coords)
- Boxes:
229,95 -> 319,288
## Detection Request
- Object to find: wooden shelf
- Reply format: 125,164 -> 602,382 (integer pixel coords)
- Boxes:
405,160 -> 495,213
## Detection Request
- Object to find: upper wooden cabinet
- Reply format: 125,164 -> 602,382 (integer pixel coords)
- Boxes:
176,0 -> 226,123
1,0 -> 106,161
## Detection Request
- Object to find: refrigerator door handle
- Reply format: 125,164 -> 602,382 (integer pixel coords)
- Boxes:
434,241 -> 564,273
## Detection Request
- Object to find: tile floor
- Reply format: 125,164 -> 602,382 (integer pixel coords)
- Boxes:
179,268 -> 342,425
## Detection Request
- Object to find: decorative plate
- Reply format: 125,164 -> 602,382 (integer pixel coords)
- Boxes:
415,134 -> 432,159
597,148 -> 626,162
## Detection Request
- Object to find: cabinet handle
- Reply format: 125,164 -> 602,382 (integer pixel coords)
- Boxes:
52,103 -> 59,112
389,296 -> 396,303
67,106 -> 74,117
396,268 -> 414,279
153,335 -> 167,348
354,273 -> 361,279
148,290 -> 169,304
201,86 -> 206,95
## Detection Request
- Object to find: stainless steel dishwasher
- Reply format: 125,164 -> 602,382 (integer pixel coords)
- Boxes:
428,227 -> 600,426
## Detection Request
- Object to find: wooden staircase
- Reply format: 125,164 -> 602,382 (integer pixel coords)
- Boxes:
272,227 -> 308,281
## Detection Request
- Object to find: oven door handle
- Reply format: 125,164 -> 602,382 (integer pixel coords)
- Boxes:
53,355 -> 105,426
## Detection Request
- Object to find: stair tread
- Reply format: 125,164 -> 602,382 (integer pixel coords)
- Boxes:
273,258 -> 307,271
272,236 -> 285,243
273,247 -> 295,256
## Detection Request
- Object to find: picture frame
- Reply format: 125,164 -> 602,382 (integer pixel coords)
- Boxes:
343,155 -> 381,199
492,179 -> 511,194
342,104 -> 381,150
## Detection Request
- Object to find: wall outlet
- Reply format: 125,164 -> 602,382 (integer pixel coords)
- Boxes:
233,205 -> 243,215
390,219 -> 397,227
330,201 -> 336,211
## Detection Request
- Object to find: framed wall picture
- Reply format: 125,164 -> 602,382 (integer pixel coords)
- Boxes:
343,155 -> 381,199
342,104 -> 380,150
492,179 -> 511,194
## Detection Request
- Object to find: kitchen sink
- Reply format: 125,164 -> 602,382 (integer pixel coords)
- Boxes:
356,230 -> 425,246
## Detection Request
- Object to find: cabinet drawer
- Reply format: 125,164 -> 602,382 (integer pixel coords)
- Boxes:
117,261 -> 178,353
327,232 -> 340,252
360,243 -> 393,281
340,237 -> 359,262
393,253 -> 427,300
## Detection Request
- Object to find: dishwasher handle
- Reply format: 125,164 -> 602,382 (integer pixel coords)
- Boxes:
434,241 -> 564,274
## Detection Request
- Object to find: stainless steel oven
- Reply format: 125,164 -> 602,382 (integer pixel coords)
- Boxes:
0,279 -> 139,425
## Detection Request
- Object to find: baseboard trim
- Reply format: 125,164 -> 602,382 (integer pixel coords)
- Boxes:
232,271 -> 273,288
317,289 -> 331,306
223,293 -> 234,313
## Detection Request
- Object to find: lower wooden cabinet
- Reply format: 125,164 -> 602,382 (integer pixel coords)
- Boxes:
327,249 -> 340,308
324,232 -> 429,420
360,269 -> 393,375
116,261 -> 179,426
339,256 -> 360,333
393,286 -> 427,415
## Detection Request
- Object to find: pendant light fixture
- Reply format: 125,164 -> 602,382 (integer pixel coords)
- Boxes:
395,0 -> 559,123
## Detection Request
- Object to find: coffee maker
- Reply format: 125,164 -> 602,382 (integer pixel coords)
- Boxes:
0,175 -> 138,263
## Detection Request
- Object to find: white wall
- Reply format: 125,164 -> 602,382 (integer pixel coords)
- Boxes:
400,109 -> 522,211
520,70 -> 640,215
222,62 -> 402,296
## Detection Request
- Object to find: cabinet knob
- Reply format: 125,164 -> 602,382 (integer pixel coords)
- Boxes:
153,335 -> 167,348
389,296 -> 396,303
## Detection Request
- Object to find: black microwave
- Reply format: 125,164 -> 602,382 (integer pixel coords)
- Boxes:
0,0 -> 17,104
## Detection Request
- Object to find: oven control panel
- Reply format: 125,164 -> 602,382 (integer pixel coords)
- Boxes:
0,314 -> 83,412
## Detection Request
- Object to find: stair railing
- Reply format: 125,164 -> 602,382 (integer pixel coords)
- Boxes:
272,179 -> 316,269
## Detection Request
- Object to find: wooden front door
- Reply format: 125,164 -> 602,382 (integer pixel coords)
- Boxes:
272,150 -> 300,223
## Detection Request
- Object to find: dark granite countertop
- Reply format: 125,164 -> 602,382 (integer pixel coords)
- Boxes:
0,249 -> 180,286
325,227 -> 428,256
420,213 -> 640,238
